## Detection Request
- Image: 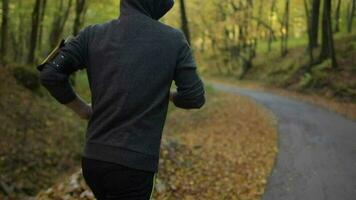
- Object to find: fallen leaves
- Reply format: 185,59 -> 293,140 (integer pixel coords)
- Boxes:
154,92 -> 278,200
34,91 -> 278,200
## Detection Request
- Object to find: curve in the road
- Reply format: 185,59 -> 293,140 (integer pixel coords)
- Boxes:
212,82 -> 356,200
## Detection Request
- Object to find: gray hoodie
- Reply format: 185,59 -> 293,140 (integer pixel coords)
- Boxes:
39,0 -> 205,172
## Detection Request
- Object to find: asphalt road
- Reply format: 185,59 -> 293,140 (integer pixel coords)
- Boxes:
212,82 -> 356,200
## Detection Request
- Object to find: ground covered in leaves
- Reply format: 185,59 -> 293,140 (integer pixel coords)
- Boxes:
35,90 -> 278,200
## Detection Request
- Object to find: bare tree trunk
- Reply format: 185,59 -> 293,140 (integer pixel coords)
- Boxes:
304,0 -> 315,68
268,0 -> 277,52
347,0 -> 355,33
16,0 -> 25,62
49,0 -> 73,49
179,0 -> 191,44
319,0 -> 338,68
281,0 -> 290,57
28,0 -> 42,64
73,0 -> 87,35
310,0 -> 321,48
1,0 -> 10,65
38,0 -> 47,53
334,0 -> 342,32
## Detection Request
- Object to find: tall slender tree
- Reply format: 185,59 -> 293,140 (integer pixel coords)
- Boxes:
28,0 -> 42,64
179,0 -> 191,44
310,0 -> 321,48
38,0 -> 47,53
304,0 -> 315,68
49,0 -> 73,49
1,0 -> 10,64
319,0 -> 338,68
334,0 -> 342,32
73,0 -> 87,36
280,0 -> 290,57
268,0 -> 277,52
347,0 -> 355,32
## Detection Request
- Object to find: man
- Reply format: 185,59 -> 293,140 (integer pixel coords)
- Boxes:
39,0 -> 205,199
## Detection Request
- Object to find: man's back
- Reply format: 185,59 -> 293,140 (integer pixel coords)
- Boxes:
83,14 -> 197,172
40,0 -> 205,173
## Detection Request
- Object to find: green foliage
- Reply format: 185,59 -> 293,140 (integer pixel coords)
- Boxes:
239,34 -> 356,102
331,82 -> 356,102
299,60 -> 332,90
11,66 -> 41,94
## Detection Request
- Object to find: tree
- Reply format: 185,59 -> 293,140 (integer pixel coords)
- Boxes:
73,0 -> 87,36
38,0 -> 47,53
319,0 -> 338,68
49,0 -> 73,49
1,0 -> 10,64
310,0 -> 321,48
334,0 -> 342,32
268,0 -> 277,52
280,0 -> 290,57
179,0 -> 191,44
28,0 -> 43,64
304,0 -> 315,68
347,0 -> 355,32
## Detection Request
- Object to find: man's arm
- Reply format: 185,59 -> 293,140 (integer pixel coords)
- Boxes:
65,97 -> 92,120
39,27 -> 91,120
39,53 -> 92,120
171,68 -> 205,109
171,32 -> 205,109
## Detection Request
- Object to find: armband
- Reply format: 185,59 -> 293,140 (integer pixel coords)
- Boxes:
37,39 -> 66,72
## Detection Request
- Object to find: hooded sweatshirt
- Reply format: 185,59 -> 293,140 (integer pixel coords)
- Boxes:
39,0 -> 205,172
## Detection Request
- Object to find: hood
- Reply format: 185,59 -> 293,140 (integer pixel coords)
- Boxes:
120,0 -> 175,20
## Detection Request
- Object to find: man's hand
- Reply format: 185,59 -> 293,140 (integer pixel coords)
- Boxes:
169,91 -> 177,102
65,97 -> 92,120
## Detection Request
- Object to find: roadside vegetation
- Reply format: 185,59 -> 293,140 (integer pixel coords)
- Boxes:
209,34 -> 356,120
0,67 -> 87,199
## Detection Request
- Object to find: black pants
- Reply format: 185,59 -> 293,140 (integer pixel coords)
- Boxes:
81,157 -> 156,200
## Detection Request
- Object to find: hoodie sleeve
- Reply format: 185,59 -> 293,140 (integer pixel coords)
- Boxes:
39,27 -> 90,104
172,31 -> 205,109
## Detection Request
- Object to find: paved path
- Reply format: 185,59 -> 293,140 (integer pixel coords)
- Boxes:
212,82 -> 356,200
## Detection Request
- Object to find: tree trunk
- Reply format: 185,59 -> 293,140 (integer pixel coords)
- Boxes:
73,0 -> 87,35
304,0 -> 315,68
319,0 -> 338,68
16,0 -> 25,62
49,0 -> 73,49
1,0 -> 10,64
38,0 -> 47,53
281,0 -> 290,57
179,0 -> 191,44
268,0 -> 277,52
310,0 -> 321,48
27,0 -> 42,64
347,0 -> 355,33
334,0 -> 342,32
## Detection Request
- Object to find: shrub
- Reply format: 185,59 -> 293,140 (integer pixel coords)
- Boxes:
11,66 -> 41,93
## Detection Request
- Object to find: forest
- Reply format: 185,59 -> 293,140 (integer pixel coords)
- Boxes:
1,0 -> 355,199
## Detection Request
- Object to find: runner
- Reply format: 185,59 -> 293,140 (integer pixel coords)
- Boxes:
38,0 -> 205,199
